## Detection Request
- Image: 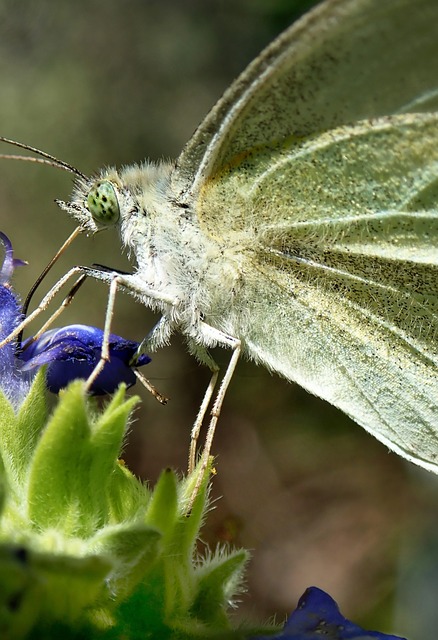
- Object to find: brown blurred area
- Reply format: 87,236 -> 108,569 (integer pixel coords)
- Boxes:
0,1 -> 437,636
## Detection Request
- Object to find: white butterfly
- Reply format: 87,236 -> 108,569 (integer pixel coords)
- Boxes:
15,0 -> 438,475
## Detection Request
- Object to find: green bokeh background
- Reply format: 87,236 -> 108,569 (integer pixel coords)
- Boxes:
0,1 -> 437,636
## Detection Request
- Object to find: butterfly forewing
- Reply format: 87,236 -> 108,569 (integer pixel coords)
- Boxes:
175,0 -> 438,198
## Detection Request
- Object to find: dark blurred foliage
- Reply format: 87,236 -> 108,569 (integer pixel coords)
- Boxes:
0,1 -> 436,637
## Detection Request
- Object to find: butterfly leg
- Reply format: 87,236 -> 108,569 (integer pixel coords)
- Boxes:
130,316 -> 175,404
0,265 -> 94,350
133,368 -> 168,404
188,351 -> 219,473
22,273 -> 88,351
187,325 -> 241,509
84,274 -> 120,392
83,273 -> 178,395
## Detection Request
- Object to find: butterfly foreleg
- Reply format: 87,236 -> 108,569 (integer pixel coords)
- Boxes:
0,265 -> 99,350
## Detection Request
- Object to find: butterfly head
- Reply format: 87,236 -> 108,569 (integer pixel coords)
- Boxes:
56,169 -> 133,235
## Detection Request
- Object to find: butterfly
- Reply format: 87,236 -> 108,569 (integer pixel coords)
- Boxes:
4,0 -> 438,477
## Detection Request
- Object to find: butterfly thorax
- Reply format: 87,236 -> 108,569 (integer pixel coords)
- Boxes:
109,162 -> 244,336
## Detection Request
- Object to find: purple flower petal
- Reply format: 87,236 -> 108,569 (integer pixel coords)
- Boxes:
20,324 -> 151,395
0,231 -> 18,284
253,587 -> 406,640
1,232 -> 151,399
0,233 -> 31,409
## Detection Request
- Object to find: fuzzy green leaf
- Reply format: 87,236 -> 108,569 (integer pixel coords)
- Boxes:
106,461 -> 151,525
144,468 -> 178,535
26,382 -> 137,536
0,390 -> 15,499
30,551 -> 112,622
26,381 -> 94,533
89,523 -> 161,599
177,458 -> 212,561
16,371 -> 48,480
191,550 -> 249,627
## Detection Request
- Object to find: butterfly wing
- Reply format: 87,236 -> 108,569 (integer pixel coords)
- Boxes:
170,0 -> 438,470
174,0 -> 438,198
198,112 -> 438,472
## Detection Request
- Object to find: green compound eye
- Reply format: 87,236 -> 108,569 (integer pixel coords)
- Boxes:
86,180 -> 120,226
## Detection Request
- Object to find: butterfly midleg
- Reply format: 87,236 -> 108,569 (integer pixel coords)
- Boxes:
83,274 -> 176,396
134,368 -> 168,405
84,275 -> 120,392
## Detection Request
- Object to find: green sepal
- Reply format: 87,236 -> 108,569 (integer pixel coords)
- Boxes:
26,382 -> 137,536
177,458 -> 212,561
191,549 -> 249,626
0,391 -> 13,503
0,371 -> 46,512
89,523 -> 161,599
0,543 -> 43,640
144,468 -> 178,535
0,374 -> 260,638
106,461 -> 151,525
0,541 -> 111,639
15,371 -> 48,480
28,550 -> 112,622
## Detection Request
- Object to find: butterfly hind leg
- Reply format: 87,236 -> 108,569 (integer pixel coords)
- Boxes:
187,325 -> 241,509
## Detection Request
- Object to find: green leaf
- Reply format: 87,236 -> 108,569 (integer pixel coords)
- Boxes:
26,381 -> 93,533
0,372 -> 46,507
89,523 -> 161,599
30,551 -> 112,623
0,373 -> 254,638
191,550 -> 249,627
0,391 -> 14,500
0,389 -> 21,495
177,458 -> 212,560
0,543 -> 43,640
106,461 -> 151,525
16,371 -> 48,479
0,542 -> 112,638
26,382 -> 137,536
144,468 -> 178,535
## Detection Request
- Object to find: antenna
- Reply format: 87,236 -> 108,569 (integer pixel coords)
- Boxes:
0,136 -> 87,180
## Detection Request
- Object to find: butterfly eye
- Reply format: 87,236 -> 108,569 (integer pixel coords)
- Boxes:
86,180 -> 120,226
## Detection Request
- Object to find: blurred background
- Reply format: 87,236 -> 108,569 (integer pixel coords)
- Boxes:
0,0 -> 437,636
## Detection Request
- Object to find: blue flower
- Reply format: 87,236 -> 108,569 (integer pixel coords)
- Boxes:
19,324 -> 151,395
0,232 -> 151,401
253,587 -> 406,640
0,232 -> 32,408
